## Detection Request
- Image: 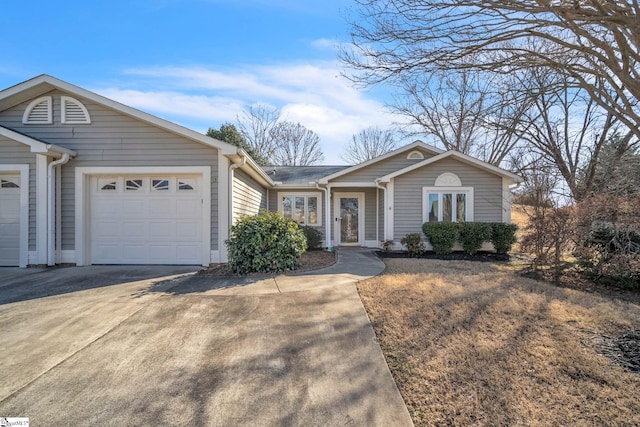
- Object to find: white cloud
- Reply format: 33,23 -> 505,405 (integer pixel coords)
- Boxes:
94,62 -> 402,164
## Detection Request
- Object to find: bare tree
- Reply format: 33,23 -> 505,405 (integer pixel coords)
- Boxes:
341,126 -> 398,164
270,122 -> 325,166
511,69 -> 623,201
394,69 -> 528,165
342,0 -> 640,139
236,104 -> 280,164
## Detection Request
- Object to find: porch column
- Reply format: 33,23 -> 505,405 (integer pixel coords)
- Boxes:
325,185 -> 332,250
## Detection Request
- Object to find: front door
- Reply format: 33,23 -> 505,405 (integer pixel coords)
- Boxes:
334,193 -> 364,246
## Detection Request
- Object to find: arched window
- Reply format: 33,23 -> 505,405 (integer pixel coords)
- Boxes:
423,173 -> 473,222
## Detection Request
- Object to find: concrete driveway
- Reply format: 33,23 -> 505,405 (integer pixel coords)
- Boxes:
0,251 -> 413,426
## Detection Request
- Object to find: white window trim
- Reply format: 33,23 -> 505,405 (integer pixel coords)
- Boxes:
75,166 -> 211,266
278,191 -> 322,226
22,96 -> 52,124
422,186 -> 474,223
61,96 -> 92,124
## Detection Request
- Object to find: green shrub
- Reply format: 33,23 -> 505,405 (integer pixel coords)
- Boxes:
458,222 -> 492,255
300,225 -> 323,250
400,233 -> 426,256
226,211 -> 307,274
422,222 -> 459,254
489,223 -> 519,254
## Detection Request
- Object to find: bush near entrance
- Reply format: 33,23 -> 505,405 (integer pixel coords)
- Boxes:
226,211 -> 307,274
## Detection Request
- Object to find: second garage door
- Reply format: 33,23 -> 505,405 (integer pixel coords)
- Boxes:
90,175 -> 203,265
0,174 -> 20,266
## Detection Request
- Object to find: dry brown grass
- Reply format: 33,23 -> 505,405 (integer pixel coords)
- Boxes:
357,259 -> 640,426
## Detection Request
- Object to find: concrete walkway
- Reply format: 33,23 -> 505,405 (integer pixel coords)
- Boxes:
0,249 -> 413,426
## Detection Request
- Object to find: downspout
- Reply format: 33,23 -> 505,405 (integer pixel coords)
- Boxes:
228,153 -> 246,229
47,153 -> 70,266
315,182 -> 331,251
375,179 -> 387,243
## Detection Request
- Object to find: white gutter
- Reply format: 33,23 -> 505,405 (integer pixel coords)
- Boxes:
229,153 -> 247,228
47,153 -> 70,266
375,179 -> 387,242
315,182 -> 332,251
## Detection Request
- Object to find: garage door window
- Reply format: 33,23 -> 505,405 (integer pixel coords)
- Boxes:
152,179 -> 170,191
1,179 -> 19,188
125,179 -> 144,191
98,178 -> 117,191
178,179 -> 195,191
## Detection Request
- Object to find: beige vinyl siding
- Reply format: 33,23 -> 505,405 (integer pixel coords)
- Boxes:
332,148 -> 435,183
0,90 -> 220,251
393,158 -> 503,240
0,136 -> 36,250
233,169 -> 267,222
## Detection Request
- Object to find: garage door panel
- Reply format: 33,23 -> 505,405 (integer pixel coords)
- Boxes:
90,174 -> 203,265
176,222 -> 200,239
122,199 -> 147,215
122,222 -> 147,238
93,198 -> 122,215
176,199 -> 201,216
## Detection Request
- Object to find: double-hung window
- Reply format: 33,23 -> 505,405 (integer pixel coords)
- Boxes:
279,192 -> 322,226
423,187 -> 473,223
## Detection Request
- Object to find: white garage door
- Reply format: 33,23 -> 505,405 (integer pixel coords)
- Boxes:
90,175 -> 203,265
0,174 -> 21,266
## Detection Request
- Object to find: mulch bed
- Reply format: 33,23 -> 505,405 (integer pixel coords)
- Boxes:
375,250 -> 510,262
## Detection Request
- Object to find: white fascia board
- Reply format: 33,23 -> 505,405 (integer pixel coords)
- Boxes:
379,151 -> 523,183
228,149 -> 274,187
0,126 -> 76,157
317,140 -> 443,183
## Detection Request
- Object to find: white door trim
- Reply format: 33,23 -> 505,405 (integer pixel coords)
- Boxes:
333,192 -> 365,246
0,164 -> 29,267
75,166 -> 211,266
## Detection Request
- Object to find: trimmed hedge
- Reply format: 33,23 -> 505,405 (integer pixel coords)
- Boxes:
458,222 -> 492,255
226,211 -> 307,274
489,223 -> 519,254
421,222 -> 518,255
422,222 -> 459,254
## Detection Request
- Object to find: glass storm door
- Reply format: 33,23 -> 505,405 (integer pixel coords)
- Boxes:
339,196 -> 360,245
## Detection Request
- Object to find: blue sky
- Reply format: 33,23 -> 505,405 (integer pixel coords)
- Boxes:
0,0 -> 402,164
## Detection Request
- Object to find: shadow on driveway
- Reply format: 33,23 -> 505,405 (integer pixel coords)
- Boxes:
0,265 -> 199,305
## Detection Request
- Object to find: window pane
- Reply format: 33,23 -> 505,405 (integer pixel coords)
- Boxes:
294,196 -> 305,223
282,196 -> 292,218
152,179 -> 169,191
428,194 -> 439,222
442,194 -> 452,222
456,194 -> 466,222
308,197 -> 318,224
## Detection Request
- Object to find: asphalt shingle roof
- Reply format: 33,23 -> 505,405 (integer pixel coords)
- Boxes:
261,165 -> 349,185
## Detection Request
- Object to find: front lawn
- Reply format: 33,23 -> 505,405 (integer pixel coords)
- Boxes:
357,259 -> 640,426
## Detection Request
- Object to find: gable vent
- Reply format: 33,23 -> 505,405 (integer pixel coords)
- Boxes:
22,96 -> 53,124
61,96 -> 91,124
